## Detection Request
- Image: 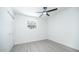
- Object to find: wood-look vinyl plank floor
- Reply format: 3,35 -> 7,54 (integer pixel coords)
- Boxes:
10,39 -> 79,52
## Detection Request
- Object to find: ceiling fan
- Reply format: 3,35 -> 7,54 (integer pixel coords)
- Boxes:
37,7 -> 58,17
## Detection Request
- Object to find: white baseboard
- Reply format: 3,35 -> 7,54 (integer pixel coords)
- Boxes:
14,39 -> 47,45
49,39 -> 79,51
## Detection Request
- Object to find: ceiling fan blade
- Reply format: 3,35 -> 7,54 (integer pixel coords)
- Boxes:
46,13 -> 50,16
47,8 -> 58,12
39,13 -> 43,17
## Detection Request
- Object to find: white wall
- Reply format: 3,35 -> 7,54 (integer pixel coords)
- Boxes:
0,8 -> 14,52
14,15 -> 48,44
48,7 -> 79,50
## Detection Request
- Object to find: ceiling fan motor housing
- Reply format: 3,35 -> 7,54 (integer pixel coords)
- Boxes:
43,7 -> 47,10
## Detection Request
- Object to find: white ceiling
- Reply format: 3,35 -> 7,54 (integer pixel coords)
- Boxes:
12,7 -> 67,17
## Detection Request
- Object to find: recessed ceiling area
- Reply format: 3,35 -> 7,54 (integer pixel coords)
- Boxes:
12,7 -> 67,17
